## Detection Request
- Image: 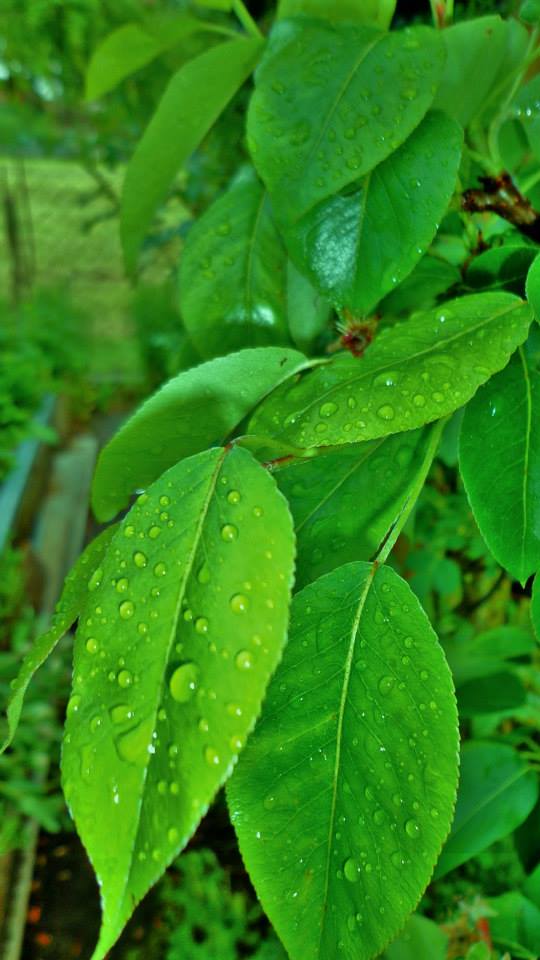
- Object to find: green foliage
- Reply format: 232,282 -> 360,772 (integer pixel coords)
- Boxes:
8,2 -> 540,958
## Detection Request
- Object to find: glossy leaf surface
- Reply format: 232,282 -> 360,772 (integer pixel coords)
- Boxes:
466,242 -> 536,293
275,424 -> 439,588
460,332 -> 540,584
277,0 -> 396,28
532,576 -> 540,641
283,112 -> 462,315
63,445 -> 295,960
121,36 -> 262,272
378,257 -> 460,318
0,525 -> 116,754
180,178 -> 290,358
434,741 -> 538,878
250,293 -> 532,450
92,346 -> 306,521
432,17 -> 508,127
247,19 -> 444,222
228,561 -> 458,960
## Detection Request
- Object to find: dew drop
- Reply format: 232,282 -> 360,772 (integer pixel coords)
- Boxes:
154,562 -> 167,577
230,594 -> 249,614
67,695 -> 81,716
124,525 -> 135,538
88,567 -> 103,592
159,495 -> 170,507
119,600 -> 134,620
378,675 -> 394,696
116,577 -> 129,593
319,401 -> 338,418
221,524 -> 238,542
149,526 -> 161,539
235,650 -> 254,671
405,818 -> 420,838
377,404 -> 395,421
195,617 -> 209,635
343,857 -> 359,883
133,551 -> 147,568
167,827 -> 179,844
205,746 -> 220,766
169,662 -> 199,703
117,669 -> 133,688
86,637 -> 99,654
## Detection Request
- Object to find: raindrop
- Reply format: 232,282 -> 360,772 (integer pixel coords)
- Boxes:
67,695 -> 81,716
149,526 -> 161,539
119,600 -> 135,620
205,746 -> 220,766
116,577 -> 129,593
319,401 -> 338,418
117,669 -> 133,688
227,490 -> 241,505
343,857 -> 359,883
377,404 -> 395,421
221,524 -> 238,542
88,567 -> 103,592
170,662 -> 200,703
230,594 -> 249,614
133,551 -> 147,568
378,675 -> 394,696
195,617 -> 209,635
124,525 -> 135,538
235,650 -> 254,670
154,562 -> 167,577
86,637 -> 99,654
405,818 -> 420,839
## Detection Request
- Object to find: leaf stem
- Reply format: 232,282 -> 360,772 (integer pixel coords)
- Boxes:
374,418 -> 446,566
232,0 -> 264,40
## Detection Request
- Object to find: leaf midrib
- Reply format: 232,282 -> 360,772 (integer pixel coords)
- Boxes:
317,563 -> 376,955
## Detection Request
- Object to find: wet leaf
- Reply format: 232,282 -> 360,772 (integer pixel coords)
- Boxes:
434,741 -> 538,878
180,178 -> 290,357
275,423 -> 440,589
228,561 -> 458,960
92,346 -> 307,521
0,526 -> 117,754
62,445 -> 295,960
247,19 -> 444,223
283,111 -> 462,315
249,293 -> 532,451
286,261 -> 332,354
526,251 -> 540,322
460,329 -> 540,584
121,36 -> 262,272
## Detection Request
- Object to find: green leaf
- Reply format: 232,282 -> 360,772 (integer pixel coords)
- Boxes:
275,423 -> 440,589
179,178 -> 290,358
249,293 -> 532,451
85,17 -> 219,100
228,561 -> 458,960
62,445 -> 295,960
434,741 -> 538,878
277,0 -> 396,28
459,330 -> 540,584
282,111 -> 462,315
379,256 -> 460,319
286,261 -> 332,354
92,346 -> 307,522
382,915 -> 447,960
466,243 -> 537,294
526,251 -> 540,322
120,36 -> 262,273
432,17 -> 508,127
0,525 -> 116,754
247,19 -> 444,223
456,672 -> 526,717
446,625 -> 537,684
489,891 -> 540,955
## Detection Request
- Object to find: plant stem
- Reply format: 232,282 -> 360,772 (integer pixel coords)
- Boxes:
375,418 -> 446,566
232,0 -> 264,40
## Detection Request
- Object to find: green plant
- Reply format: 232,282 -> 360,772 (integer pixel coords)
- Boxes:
5,1 -> 540,958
